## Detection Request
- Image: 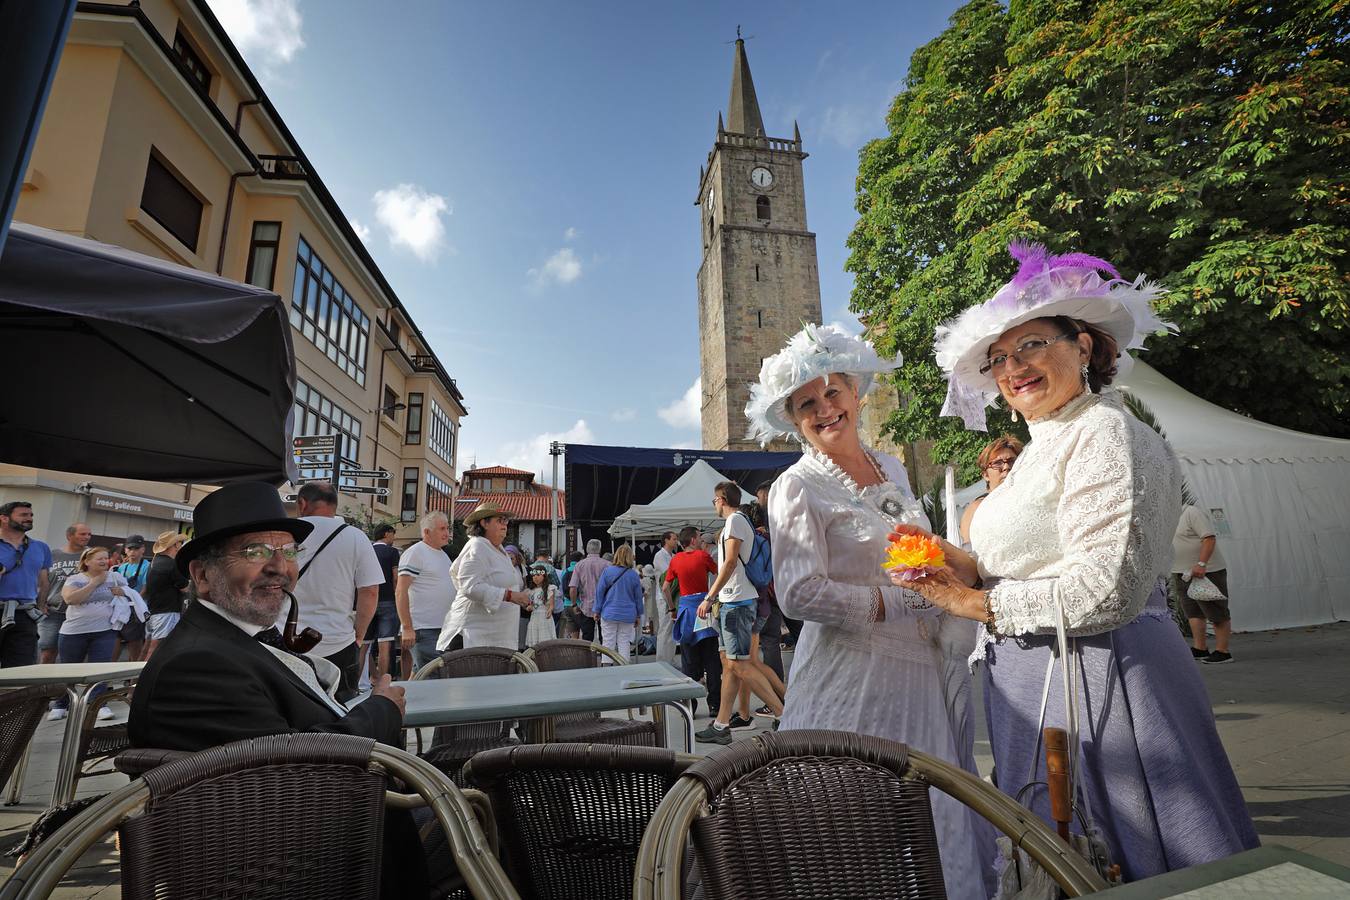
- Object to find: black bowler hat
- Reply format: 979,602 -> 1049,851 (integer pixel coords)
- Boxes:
177,482 -> 314,576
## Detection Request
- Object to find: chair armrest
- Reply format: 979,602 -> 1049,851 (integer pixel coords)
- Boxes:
113,748 -> 190,777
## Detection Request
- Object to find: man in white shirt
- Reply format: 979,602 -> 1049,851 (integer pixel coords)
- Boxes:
652,531 -> 678,662
396,510 -> 454,671
1171,504 -> 1234,664
696,482 -> 784,744
288,482 -> 383,701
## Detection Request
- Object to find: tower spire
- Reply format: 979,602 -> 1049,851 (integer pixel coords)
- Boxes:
726,37 -> 765,136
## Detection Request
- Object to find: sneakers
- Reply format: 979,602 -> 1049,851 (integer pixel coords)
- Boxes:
728,713 -> 754,729
753,704 -> 776,719
1203,651 -> 1234,664
695,723 -> 733,745
96,706 -> 115,721
1190,647 -> 1208,660
47,707 -> 67,721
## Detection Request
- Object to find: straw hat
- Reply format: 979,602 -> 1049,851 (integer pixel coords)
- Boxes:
463,501 -> 512,526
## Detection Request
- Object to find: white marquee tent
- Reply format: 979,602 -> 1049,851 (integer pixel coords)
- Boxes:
608,459 -> 751,540
1117,361 -> 1350,631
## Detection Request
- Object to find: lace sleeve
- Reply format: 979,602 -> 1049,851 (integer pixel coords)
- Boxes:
988,413 -> 1161,637
770,472 -> 936,633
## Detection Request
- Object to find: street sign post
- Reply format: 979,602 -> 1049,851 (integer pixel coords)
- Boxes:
292,434 -> 337,451
342,485 -> 390,496
339,469 -> 390,480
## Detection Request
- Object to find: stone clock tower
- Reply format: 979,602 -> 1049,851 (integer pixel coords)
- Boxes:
697,38 -> 823,452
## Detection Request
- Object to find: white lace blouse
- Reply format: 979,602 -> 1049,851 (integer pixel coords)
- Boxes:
970,388 -> 1183,638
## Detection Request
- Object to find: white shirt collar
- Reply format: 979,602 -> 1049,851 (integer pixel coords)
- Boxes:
196,599 -> 269,636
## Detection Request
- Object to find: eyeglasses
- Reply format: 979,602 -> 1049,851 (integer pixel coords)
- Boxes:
983,459 -> 1015,473
228,542 -> 301,563
979,334 -> 1078,377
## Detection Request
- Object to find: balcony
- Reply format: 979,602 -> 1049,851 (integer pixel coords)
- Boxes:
411,354 -> 437,372
257,155 -> 308,180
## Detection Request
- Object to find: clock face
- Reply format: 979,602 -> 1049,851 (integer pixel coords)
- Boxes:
750,166 -> 774,188
705,188 -> 715,210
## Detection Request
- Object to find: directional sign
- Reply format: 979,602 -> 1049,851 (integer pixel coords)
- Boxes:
293,434 -> 337,451
292,453 -> 333,463
282,494 -> 298,502
342,485 -> 390,496
340,468 -> 390,480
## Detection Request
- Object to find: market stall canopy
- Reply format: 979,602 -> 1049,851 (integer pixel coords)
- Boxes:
565,443 -> 800,532
0,222 -> 297,484
608,459 -> 752,538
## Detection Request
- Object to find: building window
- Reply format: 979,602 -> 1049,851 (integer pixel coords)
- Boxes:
246,222 -> 280,289
288,237 -> 371,387
291,379 -> 362,486
428,399 -> 456,467
141,152 -> 203,252
388,318 -> 401,347
172,29 -> 211,95
402,467 -> 419,520
405,392 -> 423,444
426,472 -> 453,514
382,386 -> 400,421
756,196 -> 771,221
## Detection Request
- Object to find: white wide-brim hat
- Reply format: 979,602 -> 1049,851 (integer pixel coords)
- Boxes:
934,243 -> 1173,431
745,323 -> 902,445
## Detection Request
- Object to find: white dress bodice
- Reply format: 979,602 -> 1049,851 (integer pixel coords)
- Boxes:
970,388 -> 1183,637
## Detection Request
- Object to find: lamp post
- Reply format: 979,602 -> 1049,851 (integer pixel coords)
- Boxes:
549,441 -> 563,558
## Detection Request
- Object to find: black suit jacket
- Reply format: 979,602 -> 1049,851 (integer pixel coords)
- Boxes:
129,601 -> 402,751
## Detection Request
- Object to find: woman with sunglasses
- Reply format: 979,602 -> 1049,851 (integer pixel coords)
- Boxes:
959,435 -> 1024,547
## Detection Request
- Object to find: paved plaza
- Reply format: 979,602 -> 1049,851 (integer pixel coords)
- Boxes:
2,622 -> 1347,897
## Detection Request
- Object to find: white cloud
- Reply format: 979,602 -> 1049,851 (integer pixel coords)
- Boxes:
610,407 -> 637,422
349,218 -> 371,244
819,104 -> 876,149
497,419 -> 596,484
564,227 -> 580,241
528,247 -> 583,288
658,378 -> 701,430
208,0 -> 304,72
372,184 -> 450,261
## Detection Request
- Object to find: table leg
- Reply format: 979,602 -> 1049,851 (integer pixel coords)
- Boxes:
50,682 -> 98,808
4,739 -> 32,805
661,700 -> 696,753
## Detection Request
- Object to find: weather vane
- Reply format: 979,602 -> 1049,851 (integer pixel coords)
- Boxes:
727,25 -> 755,43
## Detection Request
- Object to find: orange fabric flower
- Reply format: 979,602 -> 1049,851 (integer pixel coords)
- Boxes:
882,533 -> 945,575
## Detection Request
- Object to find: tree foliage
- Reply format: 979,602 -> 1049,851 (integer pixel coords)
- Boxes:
848,0 -> 1350,477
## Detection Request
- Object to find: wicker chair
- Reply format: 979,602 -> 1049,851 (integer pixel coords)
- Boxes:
0,685 -> 65,801
522,639 -> 662,748
464,743 -> 699,900
72,684 -> 133,788
0,733 -> 520,900
411,646 -> 538,785
633,729 -> 1109,900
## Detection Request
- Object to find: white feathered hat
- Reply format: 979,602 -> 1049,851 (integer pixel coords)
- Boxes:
745,323 -> 902,445
934,243 -> 1174,431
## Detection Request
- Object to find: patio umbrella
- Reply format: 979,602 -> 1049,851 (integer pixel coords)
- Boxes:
0,222 -> 298,484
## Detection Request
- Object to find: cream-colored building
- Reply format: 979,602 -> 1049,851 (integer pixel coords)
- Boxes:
2,0 -> 465,547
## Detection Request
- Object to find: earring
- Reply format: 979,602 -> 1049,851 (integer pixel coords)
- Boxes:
1010,407 -> 1019,423
1081,363 -> 1090,387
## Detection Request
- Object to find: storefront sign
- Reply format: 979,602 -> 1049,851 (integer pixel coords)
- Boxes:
90,492 -> 193,523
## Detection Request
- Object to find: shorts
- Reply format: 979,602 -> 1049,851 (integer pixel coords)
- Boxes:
146,612 -> 181,640
364,603 -> 400,642
718,602 -> 755,660
751,613 -> 769,635
1174,570 -> 1231,624
38,611 -> 65,652
118,614 -> 146,643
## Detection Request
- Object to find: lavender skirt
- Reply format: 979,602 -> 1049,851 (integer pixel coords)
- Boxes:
982,584 -> 1259,883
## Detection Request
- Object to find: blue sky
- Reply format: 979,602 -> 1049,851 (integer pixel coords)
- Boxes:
209,0 -> 963,481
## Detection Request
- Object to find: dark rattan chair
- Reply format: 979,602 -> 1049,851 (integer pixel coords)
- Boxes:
464,743 -> 699,900
412,646 -> 538,785
0,685 -> 65,801
1,733 -> 520,900
633,729 -> 1109,900
72,685 -> 133,789
523,639 -> 662,748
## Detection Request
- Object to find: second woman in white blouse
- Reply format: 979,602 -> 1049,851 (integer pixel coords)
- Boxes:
437,502 -> 534,651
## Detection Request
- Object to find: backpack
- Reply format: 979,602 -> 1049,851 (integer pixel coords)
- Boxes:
736,512 -> 773,589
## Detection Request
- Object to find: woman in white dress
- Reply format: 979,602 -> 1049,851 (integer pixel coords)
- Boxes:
437,502 -> 534,651
525,564 -> 557,646
746,324 -> 995,898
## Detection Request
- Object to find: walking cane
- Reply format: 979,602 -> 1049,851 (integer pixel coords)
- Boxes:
1043,726 -> 1072,841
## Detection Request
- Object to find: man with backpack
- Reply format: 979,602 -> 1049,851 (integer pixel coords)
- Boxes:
695,482 -> 784,745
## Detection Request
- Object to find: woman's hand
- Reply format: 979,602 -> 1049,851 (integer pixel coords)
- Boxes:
109,585 -> 125,597
906,567 -> 988,622
887,523 -> 979,587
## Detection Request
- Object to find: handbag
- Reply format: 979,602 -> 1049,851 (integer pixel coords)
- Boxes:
1186,575 -> 1227,603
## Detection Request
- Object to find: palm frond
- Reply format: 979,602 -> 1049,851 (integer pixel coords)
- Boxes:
1122,391 -> 1198,506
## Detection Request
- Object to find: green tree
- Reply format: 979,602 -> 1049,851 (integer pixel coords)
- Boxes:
848,0 -> 1350,477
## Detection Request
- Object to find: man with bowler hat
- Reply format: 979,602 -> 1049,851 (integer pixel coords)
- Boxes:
129,483 -> 423,894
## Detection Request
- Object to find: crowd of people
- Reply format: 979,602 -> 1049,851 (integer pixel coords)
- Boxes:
0,240 -> 1262,895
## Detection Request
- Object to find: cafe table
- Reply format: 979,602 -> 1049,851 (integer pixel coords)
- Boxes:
0,662 -> 145,808
398,661 -> 704,752
1106,845 -> 1350,898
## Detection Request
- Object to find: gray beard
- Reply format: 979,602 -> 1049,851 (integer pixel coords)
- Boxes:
204,569 -> 284,627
